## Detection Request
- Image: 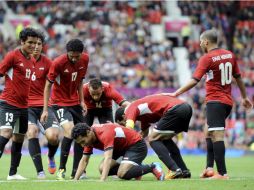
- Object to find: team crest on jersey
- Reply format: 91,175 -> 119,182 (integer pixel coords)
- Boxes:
39,67 -> 44,70
64,69 -> 69,73
19,63 -> 24,67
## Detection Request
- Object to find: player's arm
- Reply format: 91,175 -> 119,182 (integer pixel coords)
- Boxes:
172,79 -> 198,97
40,80 -> 53,123
78,80 -> 87,115
100,148 -> 113,182
0,52 -> 14,77
140,128 -> 149,138
120,100 -> 130,107
74,154 -> 90,180
235,76 -> 253,109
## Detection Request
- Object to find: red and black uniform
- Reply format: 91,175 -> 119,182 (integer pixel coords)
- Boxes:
47,53 -> 89,125
83,123 -> 147,165
125,94 -> 192,133
0,49 -> 35,134
28,54 -> 58,130
83,81 -> 126,126
193,48 -> 239,130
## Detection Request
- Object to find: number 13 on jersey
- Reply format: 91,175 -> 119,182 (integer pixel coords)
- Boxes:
219,62 -> 232,86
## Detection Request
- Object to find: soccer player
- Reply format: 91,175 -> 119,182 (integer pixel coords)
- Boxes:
40,39 -> 89,180
169,29 -> 253,179
72,122 -> 165,181
0,28 -> 39,180
27,30 -> 60,179
83,78 -> 129,126
115,93 -> 192,179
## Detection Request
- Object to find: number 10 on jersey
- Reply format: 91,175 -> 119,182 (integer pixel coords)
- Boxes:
219,62 -> 232,86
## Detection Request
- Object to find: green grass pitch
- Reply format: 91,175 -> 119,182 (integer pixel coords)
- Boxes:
0,155 -> 254,190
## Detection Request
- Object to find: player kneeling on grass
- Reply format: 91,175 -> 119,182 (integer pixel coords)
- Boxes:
115,93 -> 192,179
72,122 -> 165,181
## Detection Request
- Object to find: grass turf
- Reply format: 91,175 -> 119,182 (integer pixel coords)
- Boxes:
0,155 -> 253,190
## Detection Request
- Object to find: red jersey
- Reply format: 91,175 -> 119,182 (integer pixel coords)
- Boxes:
47,53 -> 89,106
28,55 -> 52,107
83,81 -> 125,109
193,48 -> 241,106
0,49 -> 35,108
83,123 -> 142,154
124,94 -> 184,130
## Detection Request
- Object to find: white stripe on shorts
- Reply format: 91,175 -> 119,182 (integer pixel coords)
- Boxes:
208,127 -> 225,131
121,160 -> 139,166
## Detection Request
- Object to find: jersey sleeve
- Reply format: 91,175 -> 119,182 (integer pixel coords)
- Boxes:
83,146 -> 93,155
101,128 -> 115,151
192,56 -> 210,81
0,52 -> 14,76
47,60 -> 60,83
125,105 -> 140,128
80,54 -> 89,79
232,55 -> 241,78
108,85 -> 125,105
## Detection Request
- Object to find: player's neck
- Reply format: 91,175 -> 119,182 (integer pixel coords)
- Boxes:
20,48 -> 31,59
33,54 -> 41,61
207,45 -> 218,52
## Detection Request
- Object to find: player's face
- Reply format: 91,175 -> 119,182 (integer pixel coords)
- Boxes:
67,51 -> 82,63
76,132 -> 94,147
200,37 -> 208,53
89,87 -> 103,102
21,36 -> 38,55
33,39 -> 43,56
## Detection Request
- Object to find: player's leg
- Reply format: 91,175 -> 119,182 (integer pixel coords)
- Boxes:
206,102 -> 231,179
43,107 -> 60,175
8,108 -> 28,180
0,102 -> 15,158
27,108 -> 45,178
53,106 -> 74,179
117,139 -> 164,181
69,105 -> 85,178
98,157 -> 120,176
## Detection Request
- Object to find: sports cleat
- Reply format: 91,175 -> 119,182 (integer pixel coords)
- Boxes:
200,168 -> 215,178
165,169 -> 182,180
80,172 -> 88,180
151,162 -> 165,181
37,171 -> 46,179
7,174 -> 27,180
182,170 -> 191,178
208,173 -> 229,180
56,169 -> 65,180
48,157 -> 56,174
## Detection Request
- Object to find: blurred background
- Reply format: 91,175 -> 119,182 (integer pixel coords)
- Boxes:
0,1 -> 254,155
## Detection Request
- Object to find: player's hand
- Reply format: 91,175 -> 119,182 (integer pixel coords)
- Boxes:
242,98 -> 253,110
80,101 -> 87,116
166,92 -> 177,97
40,110 -> 48,123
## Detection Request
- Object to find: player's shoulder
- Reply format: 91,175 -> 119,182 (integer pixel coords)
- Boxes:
80,52 -> 89,61
40,54 -> 53,64
53,54 -> 67,63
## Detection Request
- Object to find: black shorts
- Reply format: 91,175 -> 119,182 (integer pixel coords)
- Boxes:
0,101 -> 28,135
118,139 -> 147,165
85,108 -> 113,126
28,106 -> 59,132
52,104 -> 85,126
154,103 -> 192,134
206,101 -> 232,131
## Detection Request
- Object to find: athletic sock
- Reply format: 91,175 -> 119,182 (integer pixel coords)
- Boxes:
0,136 -> 9,158
71,142 -> 83,177
59,137 -> 73,170
206,138 -> 214,168
122,165 -> 153,180
9,141 -> 23,176
163,139 -> 188,171
28,138 -> 43,173
150,140 -> 179,171
48,142 -> 59,159
213,141 -> 227,175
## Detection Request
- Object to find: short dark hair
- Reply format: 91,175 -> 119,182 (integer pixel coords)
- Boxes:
36,29 -> 45,43
115,107 -> 125,122
89,78 -> 102,90
200,29 -> 218,44
66,39 -> 84,52
72,123 -> 90,140
19,27 -> 38,42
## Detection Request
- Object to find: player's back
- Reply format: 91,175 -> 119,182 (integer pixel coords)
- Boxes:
202,48 -> 240,106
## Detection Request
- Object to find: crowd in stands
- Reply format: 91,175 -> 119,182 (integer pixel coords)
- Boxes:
0,1 -> 254,151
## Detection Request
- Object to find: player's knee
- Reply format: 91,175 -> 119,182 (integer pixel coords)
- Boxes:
98,163 -> 103,174
117,169 -> 127,179
46,131 -> 59,144
27,128 -> 39,139
0,128 -> 13,139
12,134 -> 25,142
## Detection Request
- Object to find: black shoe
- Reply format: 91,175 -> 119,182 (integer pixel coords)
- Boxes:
182,170 -> 191,178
